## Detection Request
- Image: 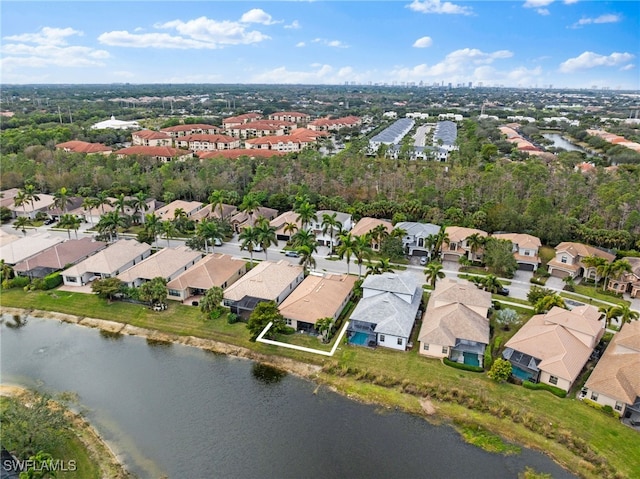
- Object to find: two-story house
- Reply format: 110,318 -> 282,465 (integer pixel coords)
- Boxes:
442,226 -> 488,262
310,210 -> 353,248
547,242 -> 615,279
131,130 -> 172,147
396,222 -> 441,258
492,233 -> 542,271
607,257 -> 640,298
347,272 -> 421,351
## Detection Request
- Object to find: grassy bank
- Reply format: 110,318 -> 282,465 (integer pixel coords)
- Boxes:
1,289 -> 639,479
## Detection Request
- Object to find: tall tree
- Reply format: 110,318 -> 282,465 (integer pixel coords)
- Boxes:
81,196 -> 98,227
247,301 -> 286,341
208,190 -> 227,219
610,304 -> 639,326
298,244 -> 318,274
196,219 -> 223,254
95,191 -> 112,215
52,186 -> 72,214
97,211 -> 125,242
143,213 -> 161,248
139,277 -> 168,306
239,193 -> 262,225
366,258 -> 394,276
130,191 -> 149,224
239,226 -> 260,266
23,183 -> 41,217
294,201 -> 317,230
321,212 -> 342,253
13,216 -> 32,236
200,286 -> 225,318
161,220 -> 177,247
58,213 -> 81,239
354,234 -> 373,278
466,232 -> 486,262
13,189 -> 28,216
255,217 -> 277,260
581,255 -> 608,288
598,305 -> 620,329
336,232 -> 357,275
424,261 -> 445,288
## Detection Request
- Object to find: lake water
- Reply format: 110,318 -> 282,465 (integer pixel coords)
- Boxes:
0,315 -> 576,479
542,133 -> 586,152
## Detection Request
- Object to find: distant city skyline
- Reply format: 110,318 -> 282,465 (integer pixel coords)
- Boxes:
1,1 -> 638,90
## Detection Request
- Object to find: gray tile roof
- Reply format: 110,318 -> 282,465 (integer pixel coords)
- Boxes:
361,271 -> 419,296
350,288 -> 421,338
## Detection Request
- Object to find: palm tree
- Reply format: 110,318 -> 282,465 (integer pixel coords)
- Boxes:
95,192 -> 113,215
598,305 -> 620,329
13,190 -> 28,217
481,274 -> 503,294
298,244 -> 318,274
610,304 -> 639,326
336,232 -> 357,275
365,258 -> 394,276
208,190 -> 227,220
144,213 -> 162,248
113,193 -> 129,218
434,227 -> 450,259
97,211 -> 125,242
81,196 -> 99,227
424,233 -> 438,259
534,294 -> 566,314
52,186 -> 72,214
354,234 -> 373,278
603,259 -> 632,292
130,191 -> 149,224
0,259 -> 14,282
321,212 -> 342,253
283,221 -> 298,241
315,317 -> 333,343
291,229 -> 316,250
196,219 -> 223,254
13,216 -> 32,236
466,233 -> 486,262
58,214 -> 81,239
294,201 -> 317,230
371,223 -> 390,251
239,194 -> 262,226
239,226 -> 260,266
254,217 -> 277,260
424,261 -> 445,288
161,220 -> 177,247
581,255 -> 608,288
23,184 -> 40,217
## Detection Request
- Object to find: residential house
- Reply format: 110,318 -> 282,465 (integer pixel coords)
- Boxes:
61,239 -> 151,286
0,189 -> 20,209
90,115 -> 140,130
116,246 -> 201,288
226,120 -> 296,139
191,203 -> 238,223
418,279 -> 492,367
115,146 -> 193,162
310,210 -> 353,247
396,222 -> 441,257
607,257 -> 640,298
160,123 -> 221,139
346,272 -> 422,351
166,253 -> 247,303
492,233 -> 542,271
48,196 -> 84,221
154,200 -> 204,221
8,193 -> 55,219
308,116 -> 361,132
583,321 -> 640,424
223,260 -> 304,316
131,130 -> 172,147
222,113 -> 262,129
13,238 -> 107,279
175,134 -> 240,151
279,273 -> 357,332
229,206 -> 278,233
244,134 -> 309,152
268,111 -> 311,125
78,196 -> 157,225
270,211 -> 303,242
0,230 -> 20,248
442,226 -> 488,262
503,305 -> 605,392
0,233 -> 64,265
55,140 -> 112,155
349,217 -> 393,251
431,121 -> 459,160
547,242 -> 615,279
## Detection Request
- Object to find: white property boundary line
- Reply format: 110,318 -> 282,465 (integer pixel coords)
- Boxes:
256,320 -> 350,357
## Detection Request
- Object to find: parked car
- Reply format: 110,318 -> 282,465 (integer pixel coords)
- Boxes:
285,250 -> 299,258
419,256 -> 428,266
43,218 -> 55,225
496,286 -> 510,296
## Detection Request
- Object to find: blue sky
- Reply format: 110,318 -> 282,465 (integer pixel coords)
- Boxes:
1,1 -> 638,89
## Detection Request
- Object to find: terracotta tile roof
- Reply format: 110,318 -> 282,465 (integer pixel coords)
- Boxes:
116,146 -> 191,158
62,239 -> 151,277
154,200 -> 204,219
279,273 -> 357,324
554,242 -> 615,262
222,113 -> 262,125
167,253 -> 246,292
492,232 -> 541,250
505,306 -> 604,383
117,246 -> 202,284
161,124 -> 220,133
584,321 -> 640,405
419,301 -> 490,347
223,260 -> 303,302
56,140 -> 112,154
445,226 -> 488,244
179,134 -> 237,143
132,130 -> 171,140
350,217 -> 393,238
14,238 -> 107,273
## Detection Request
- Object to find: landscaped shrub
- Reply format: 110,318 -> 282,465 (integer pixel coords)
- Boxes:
282,326 -> 296,335
227,313 -> 239,324
529,277 -> 546,286
522,380 -> 567,398
42,272 -> 62,290
6,276 -> 30,289
443,357 -> 484,372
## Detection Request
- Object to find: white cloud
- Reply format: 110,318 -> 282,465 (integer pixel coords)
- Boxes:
524,0 -> 554,7
413,36 -> 433,48
250,64 -> 366,84
284,20 -> 301,30
559,51 -> 634,72
564,0 -> 579,4
1,27 -> 109,72
536,8 -> 550,15
572,14 -> 621,28
240,9 -> 277,25
407,0 -> 473,15
620,64 -> 634,71
100,16 -> 271,49
311,38 -> 348,48
4,27 -> 83,46
296,41 -> 306,48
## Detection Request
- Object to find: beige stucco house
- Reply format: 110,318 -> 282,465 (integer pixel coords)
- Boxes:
491,233 -> 542,271
442,226 -> 488,262
116,246 -> 201,288
547,242 -> 615,279
503,305 -> 605,392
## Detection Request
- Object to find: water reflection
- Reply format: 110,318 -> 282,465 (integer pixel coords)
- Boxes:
252,363 -> 286,384
99,329 -> 123,341
1,314 -> 27,329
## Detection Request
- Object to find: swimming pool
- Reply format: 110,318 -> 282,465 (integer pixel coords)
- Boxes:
350,332 -> 372,346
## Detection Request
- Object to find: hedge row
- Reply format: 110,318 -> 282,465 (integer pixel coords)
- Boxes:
522,380 -> 567,398
443,357 -> 484,373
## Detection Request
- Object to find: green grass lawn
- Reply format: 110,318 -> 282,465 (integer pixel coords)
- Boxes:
569,285 -> 630,307
2,287 -> 639,479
